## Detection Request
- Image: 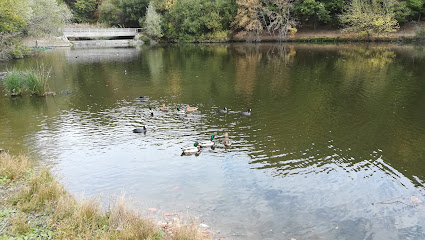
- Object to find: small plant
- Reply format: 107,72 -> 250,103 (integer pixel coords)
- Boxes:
2,70 -> 25,96
25,64 -> 51,96
415,27 -> 425,40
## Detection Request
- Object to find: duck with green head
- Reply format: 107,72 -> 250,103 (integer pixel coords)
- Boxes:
199,135 -> 215,148
182,142 -> 200,154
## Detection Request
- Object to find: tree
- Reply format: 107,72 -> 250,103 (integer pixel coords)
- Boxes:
339,0 -> 399,38
98,0 -> 149,27
232,0 -> 264,40
144,2 -> 162,39
263,0 -> 298,41
72,0 -> 99,23
25,0 -> 72,37
294,0 -> 331,29
0,0 -> 29,33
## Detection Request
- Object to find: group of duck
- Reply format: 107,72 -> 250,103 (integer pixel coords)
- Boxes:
132,97 -> 252,155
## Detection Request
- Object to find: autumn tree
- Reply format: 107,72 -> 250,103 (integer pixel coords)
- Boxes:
232,0 -> 264,41
339,0 -> 400,38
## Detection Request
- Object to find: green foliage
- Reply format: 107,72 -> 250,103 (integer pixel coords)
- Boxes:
98,0 -> 122,26
9,42 -> 31,59
0,0 -> 29,33
144,2 -> 162,39
99,0 -> 150,27
72,0 -> 99,23
406,0 -> 425,21
25,65 -> 51,96
339,0 -> 399,37
163,0 -> 235,42
24,0 -> 72,37
415,27 -> 425,40
2,65 -> 51,96
3,71 -> 26,96
294,0 -> 331,26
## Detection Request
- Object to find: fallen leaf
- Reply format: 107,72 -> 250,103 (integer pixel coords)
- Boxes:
411,196 -> 422,204
148,208 -> 158,212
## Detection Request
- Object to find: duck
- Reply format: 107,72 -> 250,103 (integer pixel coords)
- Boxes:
176,107 -> 187,115
160,104 -> 169,112
223,132 -> 232,147
217,107 -> 228,114
240,108 -> 251,116
199,135 -> 215,148
133,126 -> 147,133
182,142 -> 200,154
137,96 -> 149,102
186,105 -> 198,113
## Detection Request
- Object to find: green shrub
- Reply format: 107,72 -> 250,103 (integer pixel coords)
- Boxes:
3,70 -> 25,96
9,43 -> 31,59
415,27 -> 425,40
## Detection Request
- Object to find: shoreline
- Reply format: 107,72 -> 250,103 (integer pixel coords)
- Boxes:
0,152 -> 211,239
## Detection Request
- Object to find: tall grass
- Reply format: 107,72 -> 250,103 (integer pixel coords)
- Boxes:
0,152 -> 32,181
25,64 -> 51,96
2,70 -> 26,96
2,64 -> 51,96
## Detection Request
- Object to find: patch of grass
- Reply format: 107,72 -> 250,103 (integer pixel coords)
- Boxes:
13,168 -> 65,212
10,212 -> 30,235
106,197 -> 162,239
168,220 -> 209,240
0,153 -> 32,182
2,70 -> 25,96
25,64 -> 51,96
1,152 -> 211,240
2,64 -> 51,97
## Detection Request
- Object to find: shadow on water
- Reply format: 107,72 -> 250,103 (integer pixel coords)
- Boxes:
1,44 -> 425,239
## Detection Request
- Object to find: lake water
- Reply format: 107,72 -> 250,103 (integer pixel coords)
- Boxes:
1,44 -> 425,239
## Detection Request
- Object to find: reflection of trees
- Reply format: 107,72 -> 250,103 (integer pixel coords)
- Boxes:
242,44 -> 425,190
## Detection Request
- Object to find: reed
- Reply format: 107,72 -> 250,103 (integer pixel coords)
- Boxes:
2,70 -> 25,96
25,64 -> 51,96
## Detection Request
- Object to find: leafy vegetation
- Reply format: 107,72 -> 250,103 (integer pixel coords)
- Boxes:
2,65 -> 51,96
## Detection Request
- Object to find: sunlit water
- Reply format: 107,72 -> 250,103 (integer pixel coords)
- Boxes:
2,44 -> 425,239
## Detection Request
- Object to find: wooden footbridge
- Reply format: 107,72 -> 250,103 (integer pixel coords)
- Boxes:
63,28 -> 142,39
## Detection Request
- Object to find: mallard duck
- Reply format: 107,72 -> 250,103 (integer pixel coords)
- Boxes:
160,104 -> 169,112
182,142 -> 200,154
240,109 -> 251,116
186,105 -> 198,113
199,135 -> 215,148
176,107 -> 186,115
137,96 -> 149,102
133,126 -> 147,133
223,132 -> 232,147
217,107 -> 228,114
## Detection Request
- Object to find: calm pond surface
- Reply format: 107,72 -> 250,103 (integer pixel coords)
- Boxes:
2,43 -> 425,239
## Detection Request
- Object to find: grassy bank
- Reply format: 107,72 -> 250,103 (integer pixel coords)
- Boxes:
2,65 -> 51,97
0,152 -> 210,239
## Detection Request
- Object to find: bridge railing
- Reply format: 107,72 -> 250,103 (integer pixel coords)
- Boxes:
63,28 -> 142,33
